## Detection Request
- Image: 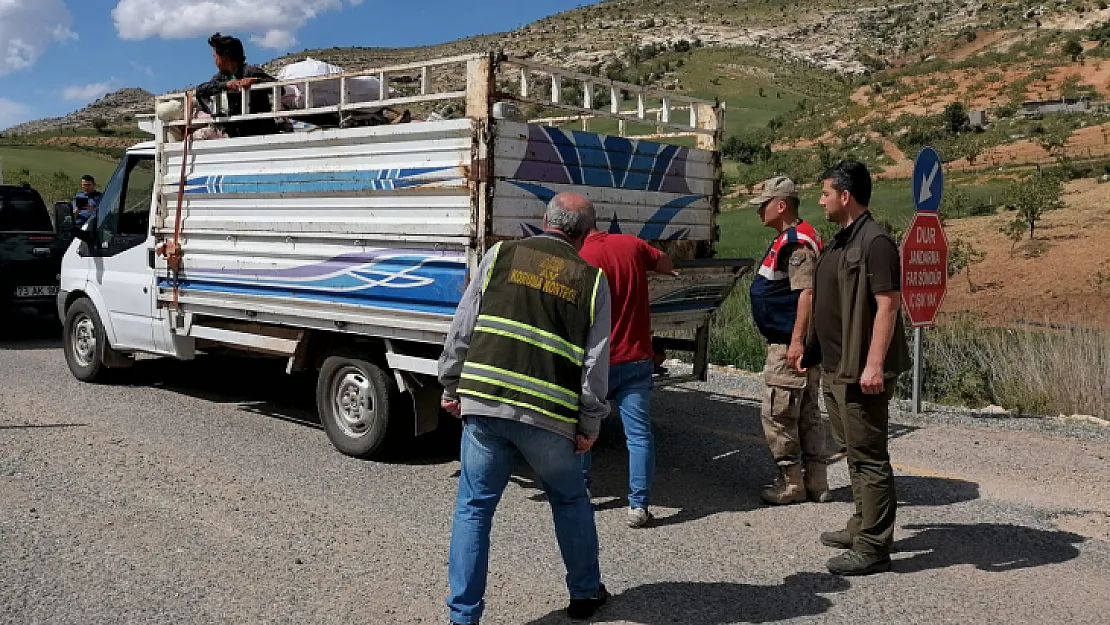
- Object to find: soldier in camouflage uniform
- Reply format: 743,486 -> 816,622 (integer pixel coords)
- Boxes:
747,176 -> 830,505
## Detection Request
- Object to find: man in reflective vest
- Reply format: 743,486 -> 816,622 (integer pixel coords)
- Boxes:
438,192 -> 612,624
748,176 -> 830,505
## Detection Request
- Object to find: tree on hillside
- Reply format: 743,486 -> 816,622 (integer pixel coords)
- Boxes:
948,238 -> 987,292
942,102 -> 971,135
965,136 -> 985,166
732,161 -> 775,195
91,118 -> 109,134
1033,124 -> 1073,165
1003,173 -> 1065,240
940,186 -> 971,221
722,132 -> 772,165
1063,38 -> 1084,62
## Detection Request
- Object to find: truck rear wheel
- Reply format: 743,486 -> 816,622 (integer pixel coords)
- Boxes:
64,298 -> 108,382
316,351 -> 401,458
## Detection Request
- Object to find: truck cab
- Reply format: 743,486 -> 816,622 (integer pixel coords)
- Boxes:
58,143 -> 184,374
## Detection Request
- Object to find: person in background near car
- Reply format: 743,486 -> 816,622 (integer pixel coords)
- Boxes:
73,175 -> 102,227
578,219 -> 675,529
798,160 -> 911,576
438,192 -> 612,624
747,175 -> 830,506
196,33 -> 278,137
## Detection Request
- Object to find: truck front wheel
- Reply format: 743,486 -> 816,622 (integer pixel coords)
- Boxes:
63,298 -> 108,382
316,352 -> 400,458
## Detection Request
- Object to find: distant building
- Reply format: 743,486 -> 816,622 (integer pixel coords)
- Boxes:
968,110 -> 988,129
1021,97 -> 1091,118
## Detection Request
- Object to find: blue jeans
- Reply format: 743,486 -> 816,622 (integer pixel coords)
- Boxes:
447,416 -> 601,624
582,359 -> 655,509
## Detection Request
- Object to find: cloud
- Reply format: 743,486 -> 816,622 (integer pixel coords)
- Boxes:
62,81 -> 119,102
0,98 -> 34,131
130,61 -> 155,77
0,0 -> 76,76
112,1 -> 359,50
251,30 -> 298,50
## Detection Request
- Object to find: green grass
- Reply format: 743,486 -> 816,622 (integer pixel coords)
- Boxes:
549,47 -> 846,141
0,147 -> 119,184
718,176 -> 1010,259
717,180 -> 919,259
0,147 -> 119,205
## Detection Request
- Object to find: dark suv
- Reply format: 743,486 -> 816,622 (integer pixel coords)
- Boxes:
0,183 -> 68,319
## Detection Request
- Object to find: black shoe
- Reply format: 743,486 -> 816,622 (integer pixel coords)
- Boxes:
567,583 -> 609,620
819,529 -> 855,549
827,550 -> 892,576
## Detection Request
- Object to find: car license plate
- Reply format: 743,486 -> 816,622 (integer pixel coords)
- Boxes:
14,286 -> 58,298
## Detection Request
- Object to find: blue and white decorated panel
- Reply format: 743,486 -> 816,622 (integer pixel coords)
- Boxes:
156,119 -> 475,326
160,119 -> 475,239
493,121 -> 718,243
161,246 -> 467,317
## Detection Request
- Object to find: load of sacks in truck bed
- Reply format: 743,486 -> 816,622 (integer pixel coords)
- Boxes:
155,57 -> 409,141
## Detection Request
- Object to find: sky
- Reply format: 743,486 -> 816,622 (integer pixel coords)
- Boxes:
0,0 -> 595,130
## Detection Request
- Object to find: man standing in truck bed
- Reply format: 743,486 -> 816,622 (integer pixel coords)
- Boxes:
196,33 -> 278,137
748,175 -> 830,506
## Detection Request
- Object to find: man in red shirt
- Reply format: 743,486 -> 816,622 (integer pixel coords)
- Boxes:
579,226 -> 674,528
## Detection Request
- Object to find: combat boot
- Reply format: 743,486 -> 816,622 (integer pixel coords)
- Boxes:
804,461 -> 831,503
760,463 -> 806,505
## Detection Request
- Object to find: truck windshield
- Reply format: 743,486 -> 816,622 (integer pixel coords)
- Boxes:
0,187 -> 53,233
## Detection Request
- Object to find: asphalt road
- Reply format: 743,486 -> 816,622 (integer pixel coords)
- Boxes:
2,311 -> 1109,625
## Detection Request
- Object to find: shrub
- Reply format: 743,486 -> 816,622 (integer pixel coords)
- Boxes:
709,277 -> 766,372
911,318 -> 1110,416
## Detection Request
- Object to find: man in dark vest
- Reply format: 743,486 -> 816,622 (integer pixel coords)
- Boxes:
747,175 -> 829,506
438,192 -> 612,624
797,160 -> 911,576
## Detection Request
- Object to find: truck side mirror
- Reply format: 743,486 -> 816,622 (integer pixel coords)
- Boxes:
53,202 -> 74,237
70,211 -> 96,249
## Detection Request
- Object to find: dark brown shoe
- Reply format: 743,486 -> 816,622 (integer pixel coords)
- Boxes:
819,529 -> 854,549
827,550 -> 891,576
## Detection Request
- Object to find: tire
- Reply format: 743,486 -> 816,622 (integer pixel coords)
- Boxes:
316,351 -> 405,458
63,297 -> 109,382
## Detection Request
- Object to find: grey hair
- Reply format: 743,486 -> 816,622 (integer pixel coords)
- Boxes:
544,195 -> 597,239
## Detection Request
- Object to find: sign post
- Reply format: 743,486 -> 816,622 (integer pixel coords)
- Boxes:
903,147 -> 948,414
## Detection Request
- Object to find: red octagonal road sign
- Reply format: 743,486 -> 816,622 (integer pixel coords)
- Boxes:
901,212 -> 948,328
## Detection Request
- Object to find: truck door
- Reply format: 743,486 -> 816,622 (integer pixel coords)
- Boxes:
88,154 -> 158,351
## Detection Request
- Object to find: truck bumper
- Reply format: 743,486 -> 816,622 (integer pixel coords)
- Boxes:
56,289 -> 70,320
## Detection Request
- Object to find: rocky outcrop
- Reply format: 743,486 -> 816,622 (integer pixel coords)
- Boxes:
6,88 -> 155,135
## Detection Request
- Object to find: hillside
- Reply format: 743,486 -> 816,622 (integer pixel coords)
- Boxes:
3,0 -> 1060,136
4,88 -> 155,135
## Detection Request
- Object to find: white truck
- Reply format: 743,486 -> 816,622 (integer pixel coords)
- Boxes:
58,52 -> 750,457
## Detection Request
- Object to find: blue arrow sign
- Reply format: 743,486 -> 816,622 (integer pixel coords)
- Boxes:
912,146 -> 944,213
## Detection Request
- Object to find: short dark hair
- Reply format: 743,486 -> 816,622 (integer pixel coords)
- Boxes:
822,160 -> 872,207
81,174 -> 95,183
208,32 -> 246,65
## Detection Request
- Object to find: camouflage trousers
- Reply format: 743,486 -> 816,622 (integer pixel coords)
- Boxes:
760,343 -> 825,467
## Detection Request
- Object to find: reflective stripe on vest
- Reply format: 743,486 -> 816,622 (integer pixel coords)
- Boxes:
590,269 -> 603,326
455,388 -> 579,424
482,242 -> 502,293
474,314 -> 586,366
756,221 -> 823,281
461,362 -> 579,412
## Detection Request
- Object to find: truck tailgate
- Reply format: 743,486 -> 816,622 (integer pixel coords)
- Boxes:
649,258 -> 753,386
